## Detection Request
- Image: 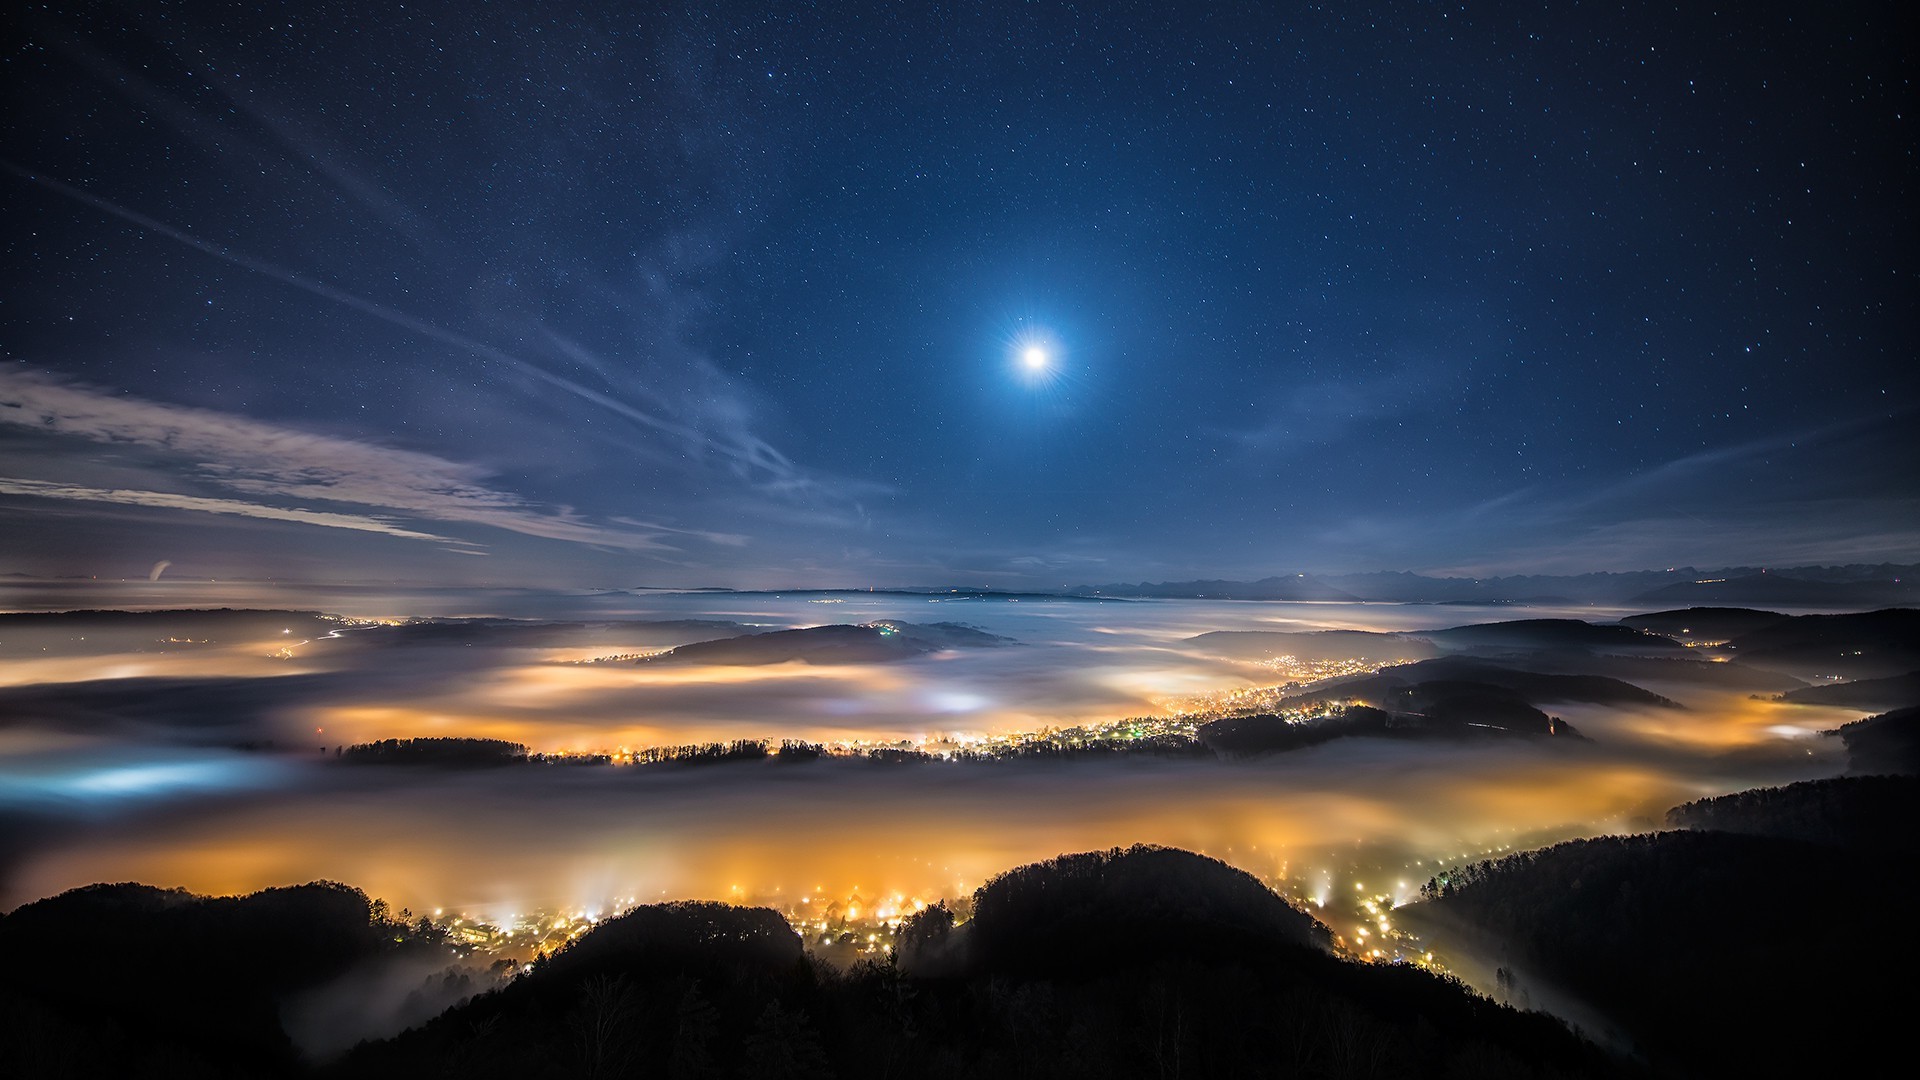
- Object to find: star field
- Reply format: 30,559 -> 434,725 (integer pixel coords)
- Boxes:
2,1 -> 1913,585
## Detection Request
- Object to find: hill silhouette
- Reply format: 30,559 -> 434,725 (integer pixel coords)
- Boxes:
1719,608 -> 1920,679
1183,628 -> 1441,661
1615,606 -> 1788,640
642,621 -> 1013,665
342,617 -> 756,650
337,737 -> 531,766
1072,575 -> 1362,600
1420,619 -> 1685,656
1412,773 -> 1909,1077
341,845 -> 1617,1079
0,608 -> 338,651
1665,774 -> 1920,855
1774,669 -> 1920,709
1287,657 -> 1676,711
0,881 -> 441,1077
937,846 -> 1332,976
1830,704 -> 1920,774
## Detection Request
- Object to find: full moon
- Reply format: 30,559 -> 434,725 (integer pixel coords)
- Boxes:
1021,345 -> 1049,371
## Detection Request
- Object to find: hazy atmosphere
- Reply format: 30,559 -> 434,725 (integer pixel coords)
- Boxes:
3,4 -> 1915,1078
0,594 -> 1860,915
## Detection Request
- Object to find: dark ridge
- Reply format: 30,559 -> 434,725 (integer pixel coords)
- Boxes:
337,737 -> 530,767
332,902 -> 811,1080
642,621 -> 1014,666
1069,575 -> 1362,600
7,852 -> 1626,1080
1420,619 -> 1685,656
1830,704 -> 1920,775
1412,683 -> 1562,733
775,739 -> 825,762
0,672 -> 340,735
534,901 -> 804,983
1494,652 -> 1808,690
1197,700 -> 1582,755
1722,608 -> 1920,679
1199,705 -> 1391,755
1275,662 -> 1660,728
0,881 -> 439,1077
1774,669 -> 1920,709
0,608 -> 340,655
885,845 -> 1617,1078
342,618 -> 755,649
947,846 -> 1332,977
1182,628 -> 1441,661
1616,606 -> 1790,640
1412,829 -> 1900,1077
632,739 -> 771,766
1665,774 -> 1920,855
0,607 -> 332,627
660,587 -> 1120,602
1380,657 -> 1680,708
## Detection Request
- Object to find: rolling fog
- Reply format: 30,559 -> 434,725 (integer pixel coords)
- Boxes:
0,588 -> 1861,925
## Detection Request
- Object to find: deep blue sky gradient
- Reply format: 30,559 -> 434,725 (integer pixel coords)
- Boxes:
2,2 -> 1913,587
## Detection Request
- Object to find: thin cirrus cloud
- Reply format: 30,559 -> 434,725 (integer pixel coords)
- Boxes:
0,369 -> 737,553
3,162 -> 873,520
0,477 -> 477,549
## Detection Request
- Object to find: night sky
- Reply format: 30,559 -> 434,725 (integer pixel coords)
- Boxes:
3,2 -> 1913,588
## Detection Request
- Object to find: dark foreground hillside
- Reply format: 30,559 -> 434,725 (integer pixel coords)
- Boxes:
1411,776 -> 1915,1078
2,848 -> 1622,1080
1666,773 -> 1920,855
342,846 -> 1616,1080
0,881 -> 452,1078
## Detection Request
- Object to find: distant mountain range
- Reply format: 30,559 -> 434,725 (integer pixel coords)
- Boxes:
1066,564 -> 1919,606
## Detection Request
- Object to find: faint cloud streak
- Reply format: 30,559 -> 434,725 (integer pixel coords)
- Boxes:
0,477 -> 471,546
0,370 -> 687,552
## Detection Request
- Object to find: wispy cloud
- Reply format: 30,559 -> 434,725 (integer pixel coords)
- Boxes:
3,15 -> 886,580
1,162 -> 881,521
0,370 -> 692,552
0,477 -> 471,546
7,12 -> 888,554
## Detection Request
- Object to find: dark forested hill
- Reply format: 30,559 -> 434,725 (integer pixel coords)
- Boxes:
1615,607 -> 1789,641
1830,704 -> 1920,774
1775,669 -> 1920,709
1412,825 -> 1902,1077
1722,608 -> 1920,678
1183,628 -> 1442,661
0,881 -> 445,1078
1420,619 -> 1684,656
1665,774 -> 1920,855
338,846 -> 1620,1080
642,621 -> 1013,665
1282,657 -> 1677,711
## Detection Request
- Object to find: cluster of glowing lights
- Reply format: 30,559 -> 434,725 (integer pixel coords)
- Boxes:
1245,654 -> 1416,682
413,852 -> 1477,972
1159,678 -> 1384,720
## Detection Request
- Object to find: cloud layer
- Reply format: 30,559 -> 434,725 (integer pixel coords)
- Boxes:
0,369 -> 712,553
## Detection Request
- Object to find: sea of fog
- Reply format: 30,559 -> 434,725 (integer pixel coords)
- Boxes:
0,587 -> 1861,937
